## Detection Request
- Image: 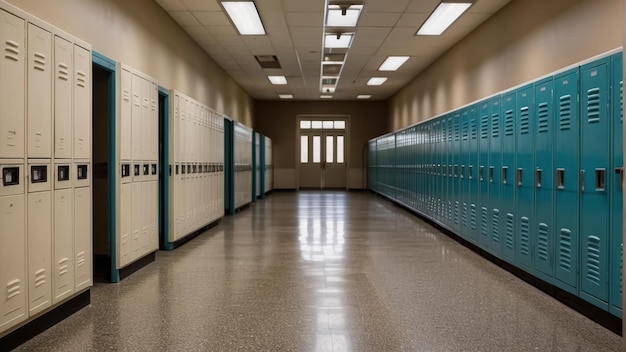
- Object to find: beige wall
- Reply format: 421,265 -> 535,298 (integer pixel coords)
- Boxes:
389,0 -> 623,131
254,101 -> 388,189
6,0 -> 253,126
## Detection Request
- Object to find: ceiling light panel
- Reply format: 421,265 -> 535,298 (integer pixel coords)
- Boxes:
367,77 -> 388,86
378,56 -> 410,71
357,95 -> 372,99
221,1 -> 266,35
279,94 -> 293,99
326,5 -> 363,27
324,33 -> 353,48
320,95 -> 333,99
417,2 -> 473,36
268,75 -> 288,85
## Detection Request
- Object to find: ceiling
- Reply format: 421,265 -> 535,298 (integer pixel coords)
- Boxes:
154,0 -> 512,101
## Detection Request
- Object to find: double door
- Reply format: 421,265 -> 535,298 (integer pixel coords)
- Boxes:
299,130 -> 346,189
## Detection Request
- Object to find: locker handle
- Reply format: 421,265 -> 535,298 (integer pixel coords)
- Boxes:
468,166 -> 473,180
479,166 -> 484,181
535,169 -> 542,188
502,167 -> 508,184
595,168 -> 605,192
460,165 -> 465,179
556,169 -> 565,190
489,167 -> 494,183
516,168 -> 522,186
580,170 -> 585,192
616,167 -> 624,191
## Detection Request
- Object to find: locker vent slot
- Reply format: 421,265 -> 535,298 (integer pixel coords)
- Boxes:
505,213 -> 514,250
536,223 -> 550,263
559,95 -> 572,130
76,70 -> 86,88
76,251 -> 86,267
491,209 -> 500,243
504,109 -> 514,135
34,269 -> 46,287
538,102 -> 549,133
585,235 -> 602,285
620,244 -> 623,295
480,115 -> 489,139
519,107 -> 530,134
4,40 -> 20,61
123,89 -> 131,102
470,120 -> 477,140
462,203 -> 468,228
470,204 -> 477,230
6,279 -> 21,299
33,52 -> 46,71
520,217 -> 530,256
586,88 -> 601,124
491,113 -> 500,138
454,121 -> 460,141
481,207 -> 488,237
58,257 -> 69,275
57,63 -> 69,81
454,201 -> 459,225
558,229 -> 573,272
462,120 -> 469,140
620,81 -> 623,123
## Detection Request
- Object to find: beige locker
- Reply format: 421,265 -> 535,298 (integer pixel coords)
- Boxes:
141,180 -> 150,253
119,182 -> 132,267
74,186 -> 91,291
131,181 -> 142,257
150,180 -> 158,250
131,74 -> 142,161
27,23 -> 52,159
27,161 -> 50,193
0,10 -> 25,159
53,187 -> 74,304
172,94 -> 179,163
120,69 -> 132,161
173,163 -> 181,240
141,77 -> 150,161
150,82 -> 158,162
54,36 -> 72,159
0,193 -> 26,333
27,190 -> 52,316
73,45 -> 90,159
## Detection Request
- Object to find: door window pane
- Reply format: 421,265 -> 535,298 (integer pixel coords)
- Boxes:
300,136 -> 308,163
312,121 -> 323,129
300,120 -> 311,129
337,136 -> 344,163
313,136 -> 321,163
334,121 -> 345,129
326,135 -> 334,163
323,121 -> 334,129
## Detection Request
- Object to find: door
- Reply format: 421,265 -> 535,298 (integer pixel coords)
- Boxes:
298,119 -> 347,189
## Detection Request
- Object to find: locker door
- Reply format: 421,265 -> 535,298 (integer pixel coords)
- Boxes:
446,117 -> 454,225
460,110 -> 471,238
27,24 -> 52,159
28,191 -> 52,315
468,106 -> 479,242
54,36 -> 72,159
150,82 -> 158,161
554,68 -> 580,293
452,113 -> 461,232
515,85 -> 534,270
0,194 -> 26,332
142,181 -> 151,252
580,59 -> 610,307
141,78 -> 150,161
131,181 -> 142,257
489,97 -> 502,255
478,102 -> 490,248
0,10 -> 25,159
534,78 -> 555,279
120,182 -> 132,267
501,92 -> 516,262
74,187 -> 91,291
120,69 -> 132,161
73,45 -> 91,160
151,180 -> 158,250
610,54 -> 623,316
53,188 -> 74,303
131,74 -> 142,161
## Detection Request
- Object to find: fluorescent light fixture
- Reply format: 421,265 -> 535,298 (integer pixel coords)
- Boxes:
327,5 -> 363,27
378,56 -> 410,71
321,87 -> 336,94
357,95 -> 372,99
268,75 -> 287,85
222,1 -> 266,35
367,77 -> 388,86
417,2 -> 472,35
320,95 -> 333,99
325,33 -> 353,48
279,94 -> 293,99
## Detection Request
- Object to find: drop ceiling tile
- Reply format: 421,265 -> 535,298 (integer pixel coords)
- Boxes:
282,0 -> 325,13
352,27 -> 392,47
470,0 -> 512,14
181,0 -> 222,11
396,13 -> 429,28
285,12 -> 324,27
205,25 -> 238,36
362,0 -> 411,13
358,12 -> 402,27
404,0 -> 439,13
168,11 -> 202,26
155,0 -> 186,11
192,11 -> 231,26
346,46 -> 378,56
242,36 -> 274,50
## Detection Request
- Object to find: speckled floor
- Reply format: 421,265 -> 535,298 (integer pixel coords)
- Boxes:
12,191 -> 622,351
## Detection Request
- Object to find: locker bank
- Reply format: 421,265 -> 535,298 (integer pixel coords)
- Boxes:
0,0 -> 625,350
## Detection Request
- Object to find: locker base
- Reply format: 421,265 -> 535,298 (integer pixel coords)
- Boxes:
165,220 -> 220,251
119,251 -> 156,281
0,290 -> 90,352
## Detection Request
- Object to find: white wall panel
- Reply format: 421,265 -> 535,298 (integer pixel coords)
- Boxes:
27,23 -> 52,159
54,36 -> 72,159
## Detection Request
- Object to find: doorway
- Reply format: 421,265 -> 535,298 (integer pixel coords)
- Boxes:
298,117 -> 348,189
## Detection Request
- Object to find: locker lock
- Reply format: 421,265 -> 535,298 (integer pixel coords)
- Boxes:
31,165 -> 47,184
3,167 -> 19,186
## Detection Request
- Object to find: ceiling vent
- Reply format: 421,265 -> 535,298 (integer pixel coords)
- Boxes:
255,55 -> 281,69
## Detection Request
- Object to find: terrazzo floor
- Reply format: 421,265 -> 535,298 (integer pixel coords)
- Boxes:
12,191 -> 622,351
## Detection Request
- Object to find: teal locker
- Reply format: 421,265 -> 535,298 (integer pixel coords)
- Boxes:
501,92 -> 517,262
469,105 -> 480,242
515,85 -> 534,270
489,97 -> 503,256
453,113 -> 461,232
580,58 -> 610,308
460,110 -> 470,238
438,120 -> 445,222
446,116 -> 455,226
478,101 -> 491,249
609,53 -> 623,316
533,77 -> 556,280
554,68 -> 580,294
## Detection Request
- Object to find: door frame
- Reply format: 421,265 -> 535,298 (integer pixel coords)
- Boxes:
296,114 -> 350,190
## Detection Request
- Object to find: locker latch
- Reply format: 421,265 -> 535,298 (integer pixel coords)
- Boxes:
516,168 -> 523,186
468,166 -> 473,180
556,168 -> 565,190
2,167 -> 19,186
489,167 -> 494,183
479,166 -> 484,181
615,167 -> 624,191
31,165 -> 47,184
502,166 -> 508,184
58,165 -> 70,181
594,168 -> 605,192
535,169 -> 542,188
